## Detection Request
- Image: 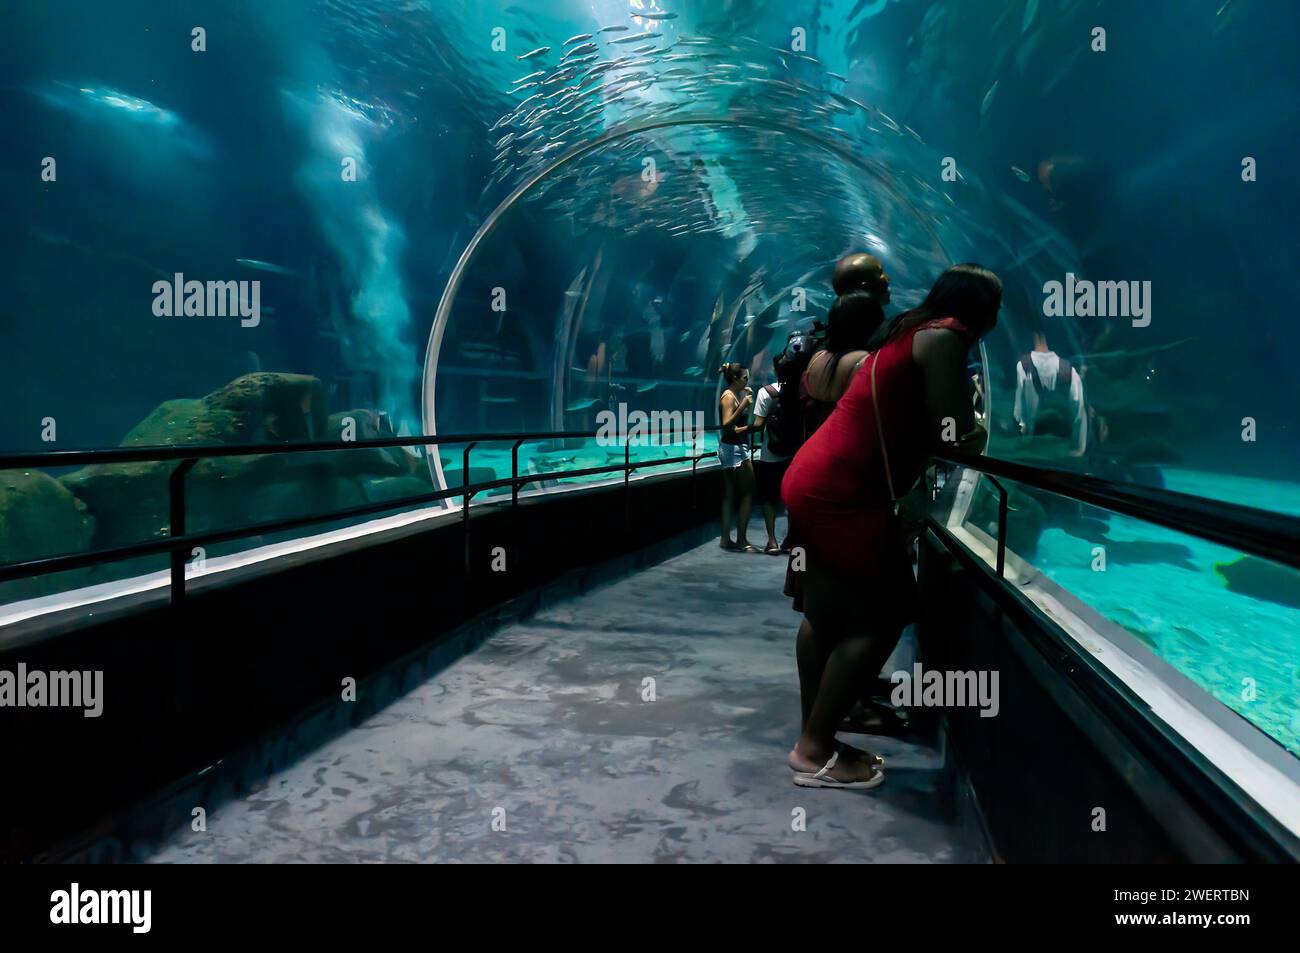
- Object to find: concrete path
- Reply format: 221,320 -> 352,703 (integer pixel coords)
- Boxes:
147,518 -> 988,863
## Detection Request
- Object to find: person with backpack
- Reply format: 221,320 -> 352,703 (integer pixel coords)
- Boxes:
752,346 -> 805,554
1013,328 -> 1088,456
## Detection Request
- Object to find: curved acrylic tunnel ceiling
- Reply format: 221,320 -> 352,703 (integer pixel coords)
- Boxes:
422,30 -> 1088,492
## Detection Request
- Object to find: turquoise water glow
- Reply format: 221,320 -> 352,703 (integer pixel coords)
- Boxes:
2,2 -> 1297,765
1033,470 -> 1300,755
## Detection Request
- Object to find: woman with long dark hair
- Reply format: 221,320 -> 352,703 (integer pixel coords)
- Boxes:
801,254 -> 892,428
802,291 -> 886,412
782,264 -> 1001,788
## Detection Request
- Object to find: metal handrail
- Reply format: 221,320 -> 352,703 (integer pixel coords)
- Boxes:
0,428 -> 715,471
10,428 -> 1291,605
935,449 -> 1300,572
0,427 -> 722,601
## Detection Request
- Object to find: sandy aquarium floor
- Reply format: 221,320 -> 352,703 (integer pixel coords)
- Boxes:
145,516 -> 987,864
1033,470 -> 1300,756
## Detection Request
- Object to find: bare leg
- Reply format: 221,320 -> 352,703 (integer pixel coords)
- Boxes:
789,564 -> 896,782
735,461 -> 755,546
720,469 -> 735,545
853,624 -> 908,707
796,616 -> 832,731
866,622 -> 905,677
803,634 -> 879,747
795,614 -> 884,770
790,633 -> 885,782
762,502 -> 778,548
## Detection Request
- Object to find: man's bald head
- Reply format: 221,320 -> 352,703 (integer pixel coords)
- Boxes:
832,252 -> 890,303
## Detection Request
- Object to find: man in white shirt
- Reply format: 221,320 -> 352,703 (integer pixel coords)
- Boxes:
752,355 -> 797,555
1013,331 -> 1088,456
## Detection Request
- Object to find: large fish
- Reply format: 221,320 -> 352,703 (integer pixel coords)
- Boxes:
31,81 -> 212,161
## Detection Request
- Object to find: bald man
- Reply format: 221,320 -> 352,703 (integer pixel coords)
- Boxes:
831,252 -> 892,305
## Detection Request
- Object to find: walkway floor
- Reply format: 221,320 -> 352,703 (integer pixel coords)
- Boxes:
147,518 -> 989,863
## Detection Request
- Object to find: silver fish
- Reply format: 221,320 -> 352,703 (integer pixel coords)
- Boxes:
235,258 -> 297,276
980,79 -> 999,116
1022,0 -> 1039,33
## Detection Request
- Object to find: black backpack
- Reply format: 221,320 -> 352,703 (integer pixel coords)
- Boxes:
1021,354 -> 1075,437
762,382 -> 804,457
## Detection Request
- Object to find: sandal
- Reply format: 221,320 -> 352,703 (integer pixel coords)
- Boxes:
763,541 -> 781,555
837,741 -> 885,768
792,743 -> 883,769
793,750 -> 885,790
731,542 -> 758,553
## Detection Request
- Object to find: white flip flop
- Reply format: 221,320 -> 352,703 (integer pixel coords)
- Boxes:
792,749 -> 885,789
848,743 -> 887,769
789,743 -> 884,771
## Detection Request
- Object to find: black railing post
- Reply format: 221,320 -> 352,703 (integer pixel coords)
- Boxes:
986,475 -> 1008,579
169,458 -> 198,605
511,440 -> 524,512
624,436 -> 632,536
462,442 -> 478,577
691,430 -> 702,513
511,438 -> 525,569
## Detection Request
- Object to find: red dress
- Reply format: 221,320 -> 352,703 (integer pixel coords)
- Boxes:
782,317 -> 975,615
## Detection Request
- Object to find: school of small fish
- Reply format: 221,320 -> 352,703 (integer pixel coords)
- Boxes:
480,12 -> 933,247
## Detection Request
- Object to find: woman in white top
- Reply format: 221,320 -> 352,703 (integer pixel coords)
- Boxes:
752,351 -> 797,554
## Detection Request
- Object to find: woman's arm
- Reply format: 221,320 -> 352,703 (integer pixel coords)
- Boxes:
805,350 -> 869,402
803,352 -> 833,403
719,390 -> 752,429
914,328 -> 985,455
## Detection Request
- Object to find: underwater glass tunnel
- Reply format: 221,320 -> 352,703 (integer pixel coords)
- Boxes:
0,0 -> 1298,868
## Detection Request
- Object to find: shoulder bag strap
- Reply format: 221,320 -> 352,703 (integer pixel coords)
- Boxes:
869,351 -> 899,512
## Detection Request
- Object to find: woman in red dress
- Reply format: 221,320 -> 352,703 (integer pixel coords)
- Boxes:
782,264 -> 1002,788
